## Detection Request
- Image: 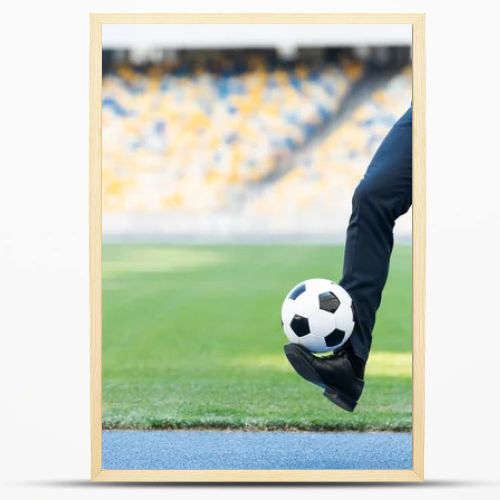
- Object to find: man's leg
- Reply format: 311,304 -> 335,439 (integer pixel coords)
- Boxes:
284,106 -> 413,412
340,106 -> 413,363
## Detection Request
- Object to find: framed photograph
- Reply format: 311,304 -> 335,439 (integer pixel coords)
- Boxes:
90,13 -> 425,482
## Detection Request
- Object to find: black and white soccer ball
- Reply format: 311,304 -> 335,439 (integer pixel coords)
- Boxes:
281,278 -> 355,353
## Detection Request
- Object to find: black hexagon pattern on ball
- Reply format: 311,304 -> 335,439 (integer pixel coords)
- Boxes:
318,291 -> 340,314
288,283 -> 306,300
325,328 -> 345,347
290,315 -> 310,337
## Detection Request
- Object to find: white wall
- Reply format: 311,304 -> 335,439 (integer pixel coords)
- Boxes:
103,23 -> 412,48
1,1 -> 500,499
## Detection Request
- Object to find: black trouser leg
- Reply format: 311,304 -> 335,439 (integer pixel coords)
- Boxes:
339,106 -> 413,362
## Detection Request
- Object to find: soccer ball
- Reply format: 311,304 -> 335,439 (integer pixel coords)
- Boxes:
281,278 -> 355,353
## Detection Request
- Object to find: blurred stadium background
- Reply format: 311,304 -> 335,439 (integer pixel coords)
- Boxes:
102,24 -> 412,242
101,24 -> 413,431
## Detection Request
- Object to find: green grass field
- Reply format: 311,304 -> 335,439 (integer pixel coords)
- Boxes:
102,244 -> 412,431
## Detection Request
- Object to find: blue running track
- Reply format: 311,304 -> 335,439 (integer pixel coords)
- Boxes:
102,430 -> 412,470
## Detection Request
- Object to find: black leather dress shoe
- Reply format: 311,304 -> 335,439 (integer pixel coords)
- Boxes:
284,343 -> 365,412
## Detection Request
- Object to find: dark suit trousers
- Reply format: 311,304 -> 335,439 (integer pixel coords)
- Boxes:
340,106 -> 413,361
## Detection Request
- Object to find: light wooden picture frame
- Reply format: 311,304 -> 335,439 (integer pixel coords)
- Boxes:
90,12 -> 425,482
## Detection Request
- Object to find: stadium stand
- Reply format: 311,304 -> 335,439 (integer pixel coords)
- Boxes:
243,68 -> 412,234
101,50 -> 411,238
102,53 -> 361,211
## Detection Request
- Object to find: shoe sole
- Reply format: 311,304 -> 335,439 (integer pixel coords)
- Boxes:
284,344 -> 359,412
